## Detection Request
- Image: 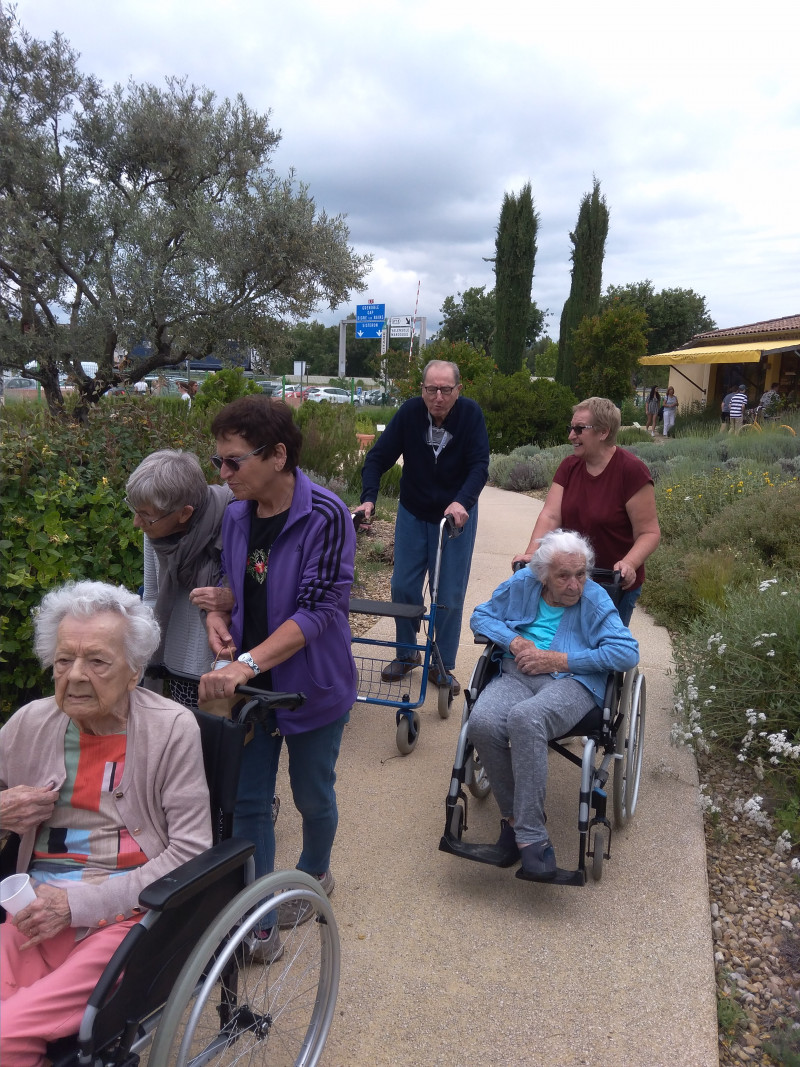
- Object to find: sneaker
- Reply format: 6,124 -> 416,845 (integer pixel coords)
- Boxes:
381,652 -> 422,681
247,924 -> 284,964
277,870 -> 335,929
518,839 -> 557,881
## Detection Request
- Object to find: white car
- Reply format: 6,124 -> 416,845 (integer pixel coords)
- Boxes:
306,387 -> 352,404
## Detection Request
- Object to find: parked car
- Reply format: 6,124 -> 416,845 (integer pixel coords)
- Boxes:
3,376 -> 40,402
306,386 -> 352,405
257,381 -> 284,397
363,388 -> 399,406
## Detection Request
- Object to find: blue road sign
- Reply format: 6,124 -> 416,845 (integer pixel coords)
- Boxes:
356,324 -> 383,339
356,303 -> 385,322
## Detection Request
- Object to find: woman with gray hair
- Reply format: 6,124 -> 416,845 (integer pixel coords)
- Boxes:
469,530 -> 639,880
0,580 -> 210,1063
516,396 -> 660,627
125,450 -> 233,703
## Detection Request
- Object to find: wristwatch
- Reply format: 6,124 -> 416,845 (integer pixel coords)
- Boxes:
237,652 -> 261,676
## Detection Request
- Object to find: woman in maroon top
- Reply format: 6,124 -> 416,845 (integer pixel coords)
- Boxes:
516,397 -> 660,626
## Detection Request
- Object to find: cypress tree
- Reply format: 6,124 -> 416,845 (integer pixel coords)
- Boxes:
556,178 -> 609,391
494,183 -> 539,375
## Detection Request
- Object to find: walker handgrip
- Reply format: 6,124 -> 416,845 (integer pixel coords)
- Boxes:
443,514 -> 462,538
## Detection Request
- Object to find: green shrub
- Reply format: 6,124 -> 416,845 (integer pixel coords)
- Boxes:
619,399 -> 639,426
488,446 -> 570,492
469,372 -> 577,451
671,579 -> 800,771
193,367 -> 261,413
294,402 -> 359,482
617,427 -> 651,446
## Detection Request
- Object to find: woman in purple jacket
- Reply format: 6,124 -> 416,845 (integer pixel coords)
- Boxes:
195,397 -> 357,961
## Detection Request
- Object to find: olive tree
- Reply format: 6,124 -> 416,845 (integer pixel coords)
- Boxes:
0,14 -> 370,417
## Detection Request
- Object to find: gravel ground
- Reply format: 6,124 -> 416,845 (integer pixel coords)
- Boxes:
700,754 -> 800,1065
353,518 -> 800,1065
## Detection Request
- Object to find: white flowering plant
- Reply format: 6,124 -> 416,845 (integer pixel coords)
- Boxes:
671,579 -> 800,837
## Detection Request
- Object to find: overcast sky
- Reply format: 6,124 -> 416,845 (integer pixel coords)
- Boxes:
15,0 -> 800,341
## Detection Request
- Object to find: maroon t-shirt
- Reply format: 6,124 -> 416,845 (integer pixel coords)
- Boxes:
553,448 -> 653,590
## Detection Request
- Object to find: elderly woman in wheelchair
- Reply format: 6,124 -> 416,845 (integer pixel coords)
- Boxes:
0,580 -> 210,1066
466,529 -> 639,882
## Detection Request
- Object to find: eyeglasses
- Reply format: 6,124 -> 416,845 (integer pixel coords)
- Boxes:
210,443 -> 268,472
423,385 -> 457,397
124,500 -> 177,527
568,424 -> 594,435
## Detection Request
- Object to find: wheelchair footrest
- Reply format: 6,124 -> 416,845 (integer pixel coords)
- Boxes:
438,832 -> 520,868
515,866 -> 586,887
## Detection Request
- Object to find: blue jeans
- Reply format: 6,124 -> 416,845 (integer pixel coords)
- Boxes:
391,502 -> 479,672
234,710 -> 348,884
616,585 -> 642,628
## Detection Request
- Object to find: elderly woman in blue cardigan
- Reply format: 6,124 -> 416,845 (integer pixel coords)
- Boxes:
469,529 -> 639,881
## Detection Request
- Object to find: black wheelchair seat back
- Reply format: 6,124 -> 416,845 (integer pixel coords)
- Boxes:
49,840 -> 253,1067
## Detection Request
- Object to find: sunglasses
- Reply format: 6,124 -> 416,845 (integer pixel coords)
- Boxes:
568,424 -> 594,435
422,385 -> 457,397
210,444 -> 268,472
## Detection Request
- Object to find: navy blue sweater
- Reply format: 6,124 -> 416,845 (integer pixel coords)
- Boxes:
360,396 -> 489,523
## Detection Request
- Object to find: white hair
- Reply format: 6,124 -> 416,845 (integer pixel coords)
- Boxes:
528,529 -> 595,582
34,581 -> 160,675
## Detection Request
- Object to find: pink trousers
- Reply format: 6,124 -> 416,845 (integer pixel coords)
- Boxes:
0,917 -> 139,1067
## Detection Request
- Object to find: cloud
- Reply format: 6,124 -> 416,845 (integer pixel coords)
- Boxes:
15,0 -> 800,337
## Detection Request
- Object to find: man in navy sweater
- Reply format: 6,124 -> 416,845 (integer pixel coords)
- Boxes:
355,360 -> 489,694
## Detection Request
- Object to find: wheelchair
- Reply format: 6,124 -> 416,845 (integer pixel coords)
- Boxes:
438,570 -> 646,886
28,669 -> 341,1067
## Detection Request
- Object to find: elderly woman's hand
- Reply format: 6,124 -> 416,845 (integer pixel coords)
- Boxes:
189,586 -> 235,613
0,784 -> 58,835
15,883 -> 71,949
509,637 -> 569,676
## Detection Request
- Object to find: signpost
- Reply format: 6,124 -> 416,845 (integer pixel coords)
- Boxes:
355,303 -> 385,339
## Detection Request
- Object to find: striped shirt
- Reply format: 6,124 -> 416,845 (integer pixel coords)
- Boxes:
728,392 -> 748,418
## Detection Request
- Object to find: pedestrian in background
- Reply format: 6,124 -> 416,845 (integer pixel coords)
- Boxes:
662,386 -> 678,436
645,386 -> 661,435
727,385 -> 749,434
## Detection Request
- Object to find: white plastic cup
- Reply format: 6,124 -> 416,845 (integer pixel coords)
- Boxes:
0,873 -> 36,915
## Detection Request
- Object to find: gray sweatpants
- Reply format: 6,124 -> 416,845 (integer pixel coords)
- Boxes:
468,660 -> 595,846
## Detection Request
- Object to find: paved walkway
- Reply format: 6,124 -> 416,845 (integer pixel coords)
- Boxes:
273,485 -> 718,1066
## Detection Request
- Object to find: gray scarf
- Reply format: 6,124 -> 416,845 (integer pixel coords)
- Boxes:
150,482 -> 232,661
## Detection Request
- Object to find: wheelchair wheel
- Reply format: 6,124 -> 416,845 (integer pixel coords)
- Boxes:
613,669 -> 646,827
148,870 -> 340,1067
466,749 -> 491,800
396,710 -> 421,754
448,802 -> 464,840
591,846 -> 604,882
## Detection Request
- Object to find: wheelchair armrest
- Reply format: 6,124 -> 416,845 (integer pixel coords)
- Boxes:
138,837 -> 254,913
473,633 -> 489,645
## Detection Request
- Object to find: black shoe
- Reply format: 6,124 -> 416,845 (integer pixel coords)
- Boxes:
517,839 -> 557,881
495,819 -> 520,866
381,652 -> 422,681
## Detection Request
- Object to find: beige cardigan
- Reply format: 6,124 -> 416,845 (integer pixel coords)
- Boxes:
0,688 -> 212,930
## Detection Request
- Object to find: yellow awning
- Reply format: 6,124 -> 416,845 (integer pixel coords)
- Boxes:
640,339 -> 800,366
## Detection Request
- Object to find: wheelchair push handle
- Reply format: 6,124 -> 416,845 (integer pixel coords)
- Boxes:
145,663 -> 306,712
